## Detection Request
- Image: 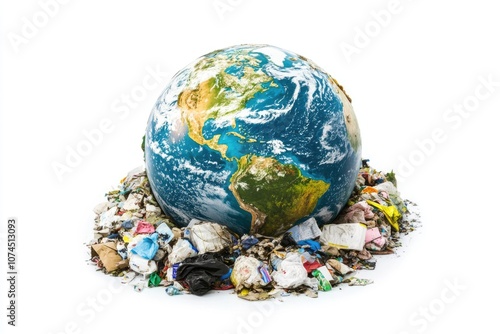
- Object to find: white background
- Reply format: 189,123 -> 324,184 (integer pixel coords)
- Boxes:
1,0 -> 499,333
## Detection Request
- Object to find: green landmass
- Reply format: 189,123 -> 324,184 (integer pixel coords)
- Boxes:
229,155 -> 330,235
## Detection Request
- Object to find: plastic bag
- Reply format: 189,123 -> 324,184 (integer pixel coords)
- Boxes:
272,252 -> 312,289
130,233 -> 159,260
129,254 -> 157,276
185,272 -> 213,295
231,256 -> 269,292
168,239 -> 198,264
176,254 -> 231,296
185,222 -> 232,254
287,217 -> 322,242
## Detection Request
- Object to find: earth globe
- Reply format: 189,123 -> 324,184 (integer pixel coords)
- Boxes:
144,44 -> 362,236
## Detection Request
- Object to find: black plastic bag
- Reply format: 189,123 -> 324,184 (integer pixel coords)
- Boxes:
176,253 -> 230,296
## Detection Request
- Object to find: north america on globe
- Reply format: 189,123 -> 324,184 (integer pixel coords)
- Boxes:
145,44 -> 362,236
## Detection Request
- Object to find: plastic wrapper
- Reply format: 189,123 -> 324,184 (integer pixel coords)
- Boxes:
320,223 -> 367,251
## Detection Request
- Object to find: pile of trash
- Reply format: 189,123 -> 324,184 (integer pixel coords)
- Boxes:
87,160 -> 420,300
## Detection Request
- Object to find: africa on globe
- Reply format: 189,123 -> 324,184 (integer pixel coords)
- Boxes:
145,44 -> 362,236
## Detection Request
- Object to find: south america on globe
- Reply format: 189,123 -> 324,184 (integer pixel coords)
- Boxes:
145,44 -> 362,236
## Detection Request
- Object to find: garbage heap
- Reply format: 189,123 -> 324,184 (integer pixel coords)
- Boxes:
88,161 -> 419,300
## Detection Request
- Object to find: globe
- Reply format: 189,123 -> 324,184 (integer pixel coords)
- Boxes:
145,44 -> 362,236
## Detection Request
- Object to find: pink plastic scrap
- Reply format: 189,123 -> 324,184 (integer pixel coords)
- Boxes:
136,221 -> 155,234
365,227 -> 386,247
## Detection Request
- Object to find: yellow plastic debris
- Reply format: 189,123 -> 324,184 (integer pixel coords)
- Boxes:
366,200 -> 401,232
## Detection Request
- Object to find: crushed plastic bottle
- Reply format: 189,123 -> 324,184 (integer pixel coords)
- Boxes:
166,286 -> 181,296
312,269 -> 332,291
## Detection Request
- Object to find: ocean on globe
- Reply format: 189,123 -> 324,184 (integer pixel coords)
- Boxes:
145,44 -> 362,236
